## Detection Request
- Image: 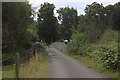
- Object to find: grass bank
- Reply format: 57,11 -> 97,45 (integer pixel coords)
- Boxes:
2,52 -> 48,78
65,29 -> 119,79
2,65 -> 15,78
20,53 -> 48,78
64,50 -> 119,79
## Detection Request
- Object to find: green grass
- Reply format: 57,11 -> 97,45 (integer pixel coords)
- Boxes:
44,45 -> 49,48
2,53 -> 48,78
64,50 -> 119,80
20,53 -> 48,78
76,56 -> 118,78
0,68 -> 2,79
2,65 -> 15,78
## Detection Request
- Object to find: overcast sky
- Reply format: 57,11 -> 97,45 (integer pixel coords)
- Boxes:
29,0 -> 119,20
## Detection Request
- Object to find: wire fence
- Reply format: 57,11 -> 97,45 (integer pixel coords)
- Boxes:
2,45 -> 41,79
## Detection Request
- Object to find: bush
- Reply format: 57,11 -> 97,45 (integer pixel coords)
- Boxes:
86,42 -> 119,70
2,43 -> 46,65
67,30 -> 119,71
2,53 -> 15,65
99,29 -> 118,44
67,33 -> 88,55
100,43 -> 119,70
34,43 -> 45,52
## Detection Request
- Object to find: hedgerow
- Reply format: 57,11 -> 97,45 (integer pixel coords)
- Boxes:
67,30 -> 119,71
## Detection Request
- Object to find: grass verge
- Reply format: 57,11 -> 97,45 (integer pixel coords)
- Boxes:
20,53 -> 48,78
2,52 -> 48,78
2,65 -> 15,78
64,50 -> 119,80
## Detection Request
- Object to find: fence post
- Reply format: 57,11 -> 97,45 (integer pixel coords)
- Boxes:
15,53 -> 19,79
27,49 -> 30,63
33,46 -> 35,57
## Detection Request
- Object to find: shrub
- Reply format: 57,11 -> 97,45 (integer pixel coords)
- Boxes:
67,33 -> 88,55
100,43 -> 119,70
34,43 -> 45,52
2,53 -> 15,65
99,29 -> 118,44
86,43 -> 119,70
67,29 -> 119,71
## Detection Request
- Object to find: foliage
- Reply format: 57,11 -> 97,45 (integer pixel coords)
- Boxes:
34,43 -> 46,53
87,43 -> 119,70
84,2 -> 120,30
67,29 -> 119,71
99,29 -> 118,44
2,2 -> 34,65
78,2 -> 120,43
2,2 -> 34,52
105,2 -> 120,30
27,21 -> 39,42
78,15 -> 88,33
67,33 -> 88,56
84,2 -> 105,23
57,7 -> 78,40
2,53 -> 15,65
2,52 -> 48,78
37,2 -> 58,43
2,66 -> 15,78
20,53 -> 48,78
100,44 -> 118,70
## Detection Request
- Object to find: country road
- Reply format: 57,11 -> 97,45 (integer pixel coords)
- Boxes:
46,48 -> 111,78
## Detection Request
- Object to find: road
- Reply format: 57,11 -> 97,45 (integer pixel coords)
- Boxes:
46,48 -> 111,78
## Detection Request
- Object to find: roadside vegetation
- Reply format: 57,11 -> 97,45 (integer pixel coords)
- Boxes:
2,53 -> 48,78
2,0 -> 120,79
66,29 -> 119,79
66,2 -> 120,79
2,2 -> 48,78
20,52 -> 48,78
2,44 -> 48,78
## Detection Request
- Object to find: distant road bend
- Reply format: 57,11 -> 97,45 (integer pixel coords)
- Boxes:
47,48 -> 110,78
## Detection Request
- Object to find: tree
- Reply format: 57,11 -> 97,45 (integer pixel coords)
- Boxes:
105,2 -> 120,30
84,2 -> 106,42
77,15 -> 88,33
57,7 -> 78,40
27,21 -> 39,42
84,2 -> 105,23
2,2 -> 34,53
37,2 -> 58,44
2,2 -> 34,64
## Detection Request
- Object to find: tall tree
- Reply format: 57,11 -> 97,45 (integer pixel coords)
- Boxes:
57,7 -> 78,40
2,2 -> 34,53
105,2 -> 120,30
2,2 -> 34,65
84,2 -> 106,42
78,14 -> 88,33
37,2 -> 58,43
84,2 -> 105,27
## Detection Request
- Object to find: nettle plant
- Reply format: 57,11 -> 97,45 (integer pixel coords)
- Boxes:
100,44 -> 119,70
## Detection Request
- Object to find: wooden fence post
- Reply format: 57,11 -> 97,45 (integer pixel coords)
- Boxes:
15,53 -> 19,79
33,46 -> 35,57
27,49 -> 30,63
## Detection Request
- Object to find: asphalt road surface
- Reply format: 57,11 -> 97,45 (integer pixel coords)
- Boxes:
46,48 -> 110,78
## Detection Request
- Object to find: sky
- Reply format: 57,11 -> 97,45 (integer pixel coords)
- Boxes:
29,0 -> 119,20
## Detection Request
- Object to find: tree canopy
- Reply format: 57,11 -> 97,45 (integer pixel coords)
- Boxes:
2,2 -> 34,53
57,7 -> 78,40
37,2 -> 58,44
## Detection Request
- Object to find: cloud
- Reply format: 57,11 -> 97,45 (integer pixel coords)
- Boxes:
29,0 -> 119,4
29,0 -> 119,20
